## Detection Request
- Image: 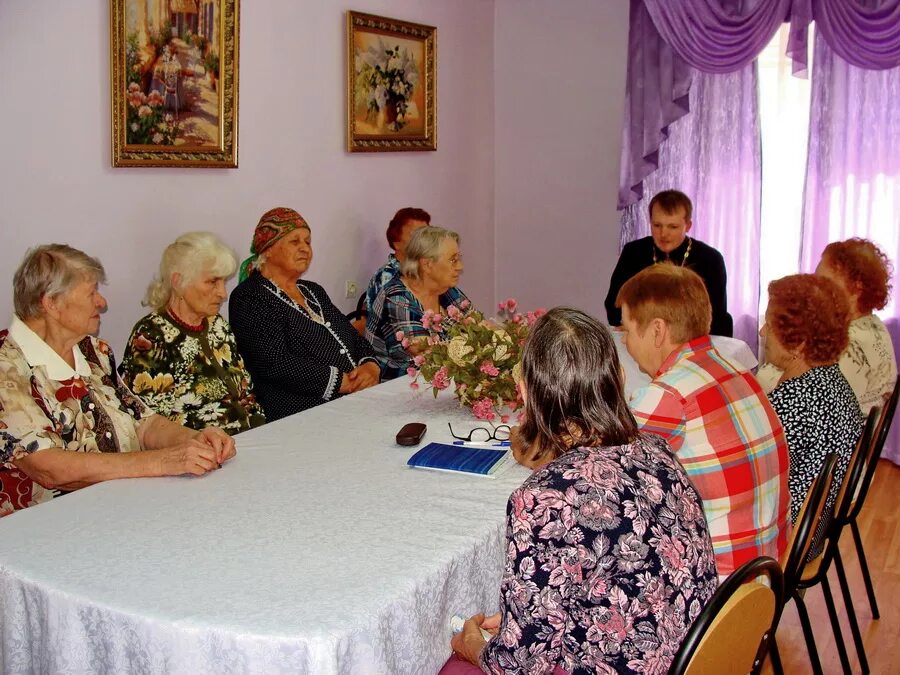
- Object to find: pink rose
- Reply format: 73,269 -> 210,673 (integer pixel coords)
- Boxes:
401,338 -> 410,348
432,366 -> 450,390
472,397 -> 497,421
406,367 -> 418,378
413,355 -> 425,366
422,313 -> 432,330
500,414 -> 510,424
460,299 -> 471,310
447,304 -> 461,319
505,298 -> 518,312
409,382 -> 420,390
512,314 -> 523,324
479,361 -> 500,377
395,330 -> 405,341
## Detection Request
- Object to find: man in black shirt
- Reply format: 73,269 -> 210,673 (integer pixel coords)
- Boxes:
605,190 -> 733,337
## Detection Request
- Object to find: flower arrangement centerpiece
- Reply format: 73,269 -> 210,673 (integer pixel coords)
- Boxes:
355,37 -> 420,131
406,299 -> 546,422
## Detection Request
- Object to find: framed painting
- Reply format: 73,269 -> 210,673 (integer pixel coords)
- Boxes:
347,11 -> 436,152
110,0 -> 239,167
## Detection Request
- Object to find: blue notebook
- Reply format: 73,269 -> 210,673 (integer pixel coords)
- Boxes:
407,442 -> 513,478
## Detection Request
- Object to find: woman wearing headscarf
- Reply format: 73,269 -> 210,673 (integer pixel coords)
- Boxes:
120,232 -> 265,435
229,207 -> 381,420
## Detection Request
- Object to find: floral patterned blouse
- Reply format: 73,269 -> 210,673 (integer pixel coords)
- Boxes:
119,311 -> 266,435
0,328 -> 150,517
480,434 -> 718,675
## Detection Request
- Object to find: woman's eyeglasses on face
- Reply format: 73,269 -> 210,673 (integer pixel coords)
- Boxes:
448,422 -> 511,443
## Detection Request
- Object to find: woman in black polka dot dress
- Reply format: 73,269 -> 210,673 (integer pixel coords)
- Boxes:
229,208 -> 381,421
760,274 -> 864,556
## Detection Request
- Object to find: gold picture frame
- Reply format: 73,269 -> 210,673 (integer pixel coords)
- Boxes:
110,0 -> 239,167
347,11 -> 436,152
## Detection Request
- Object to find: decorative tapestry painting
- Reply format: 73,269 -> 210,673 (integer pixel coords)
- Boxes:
347,11 -> 436,152
110,0 -> 239,167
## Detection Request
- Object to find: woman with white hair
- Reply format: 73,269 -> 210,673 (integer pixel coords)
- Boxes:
0,244 -> 235,517
120,232 -> 265,434
366,225 -> 470,379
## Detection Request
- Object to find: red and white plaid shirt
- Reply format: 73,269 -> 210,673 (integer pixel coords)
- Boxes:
629,336 -> 790,576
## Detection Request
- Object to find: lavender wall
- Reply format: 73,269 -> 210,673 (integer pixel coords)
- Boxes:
494,0 -> 629,317
0,0 -> 496,352
0,0 -> 630,353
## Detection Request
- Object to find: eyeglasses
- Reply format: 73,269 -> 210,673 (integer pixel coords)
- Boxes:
448,422 -> 511,443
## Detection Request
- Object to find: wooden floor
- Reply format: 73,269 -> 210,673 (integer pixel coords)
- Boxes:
761,459 -> 900,675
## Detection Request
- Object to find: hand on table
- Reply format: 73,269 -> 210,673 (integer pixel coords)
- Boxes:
159,439 -> 223,476
450,612 -> 499,665
195,426 -> 236,465
340,362 -> 381,393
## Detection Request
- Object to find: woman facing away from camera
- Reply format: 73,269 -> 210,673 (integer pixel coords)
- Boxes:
443,307 -> 718,675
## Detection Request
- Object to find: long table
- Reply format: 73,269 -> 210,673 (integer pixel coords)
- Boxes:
0,336 -> 756,674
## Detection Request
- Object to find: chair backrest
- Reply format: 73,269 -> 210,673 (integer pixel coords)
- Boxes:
346,291 -> 368,337
849,377 -> 900,519
669,556 -> 785,675
831,407 -> 878,530
781,453 -> 838,589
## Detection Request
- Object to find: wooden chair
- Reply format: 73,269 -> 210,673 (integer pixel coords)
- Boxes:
769,452 -> 839,675
669,556 -> 784,675
788,410 -> 878,675
843,377 -> 900,621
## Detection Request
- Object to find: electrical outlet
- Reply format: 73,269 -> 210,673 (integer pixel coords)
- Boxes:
345,280 -> 358,299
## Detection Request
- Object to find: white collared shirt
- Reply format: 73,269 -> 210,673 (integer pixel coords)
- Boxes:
8,316 -> 92,380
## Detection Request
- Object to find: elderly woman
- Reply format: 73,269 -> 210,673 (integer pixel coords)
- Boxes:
0,245 -> 235,517
119,232 -> 265,435
229,208 -> 380,420
758,238 -> 897,414
445,307 -> 717,675
366,226 -> 470,379
761,274 -> 864,555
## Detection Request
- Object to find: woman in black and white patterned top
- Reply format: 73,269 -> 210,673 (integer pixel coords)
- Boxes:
760,274 -> 864,555
229,208 -> 380,420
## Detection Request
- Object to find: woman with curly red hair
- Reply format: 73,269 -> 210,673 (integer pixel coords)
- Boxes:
760,274 -> 864,554
758,238 -> 897,415
816,238 -> 897,414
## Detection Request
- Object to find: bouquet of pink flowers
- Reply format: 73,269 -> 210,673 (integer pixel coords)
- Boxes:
406,298 -> 546,421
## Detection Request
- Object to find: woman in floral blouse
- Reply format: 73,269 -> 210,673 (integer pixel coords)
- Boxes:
0,245 -> 235,517
446,307 -> 718,675
120,232 -> 265,435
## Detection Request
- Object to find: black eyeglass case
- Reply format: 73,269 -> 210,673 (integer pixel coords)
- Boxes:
396,422 -> 427,446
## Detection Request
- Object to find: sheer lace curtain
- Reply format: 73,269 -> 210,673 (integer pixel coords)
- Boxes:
618,65 -> 762,349
801,32 -> 900,463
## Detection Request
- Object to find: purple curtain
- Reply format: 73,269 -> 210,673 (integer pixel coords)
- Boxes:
618,0 -> 693,209
815,0 -> 900,69
800,33 -> 900,463
643,0 -> 790,73
619,0 -> 900,210
619,65 -> 762,351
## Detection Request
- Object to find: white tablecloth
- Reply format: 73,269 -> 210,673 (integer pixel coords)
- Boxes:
0,335 -> 756,675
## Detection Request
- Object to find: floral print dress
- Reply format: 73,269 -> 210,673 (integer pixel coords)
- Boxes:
480,434 -> 718,675
119,312 -> 265,435
0,331 -> 149,516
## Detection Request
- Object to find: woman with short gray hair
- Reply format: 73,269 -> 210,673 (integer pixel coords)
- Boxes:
120,232 -> 265,434
0,244 -> 236,518
366,225 -> 471,379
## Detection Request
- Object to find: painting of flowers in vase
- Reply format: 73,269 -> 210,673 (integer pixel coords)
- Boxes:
111,0 -> 239,167
347,11 -> 436,152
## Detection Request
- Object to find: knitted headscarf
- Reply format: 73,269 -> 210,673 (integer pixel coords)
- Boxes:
239,207 -> 309,281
